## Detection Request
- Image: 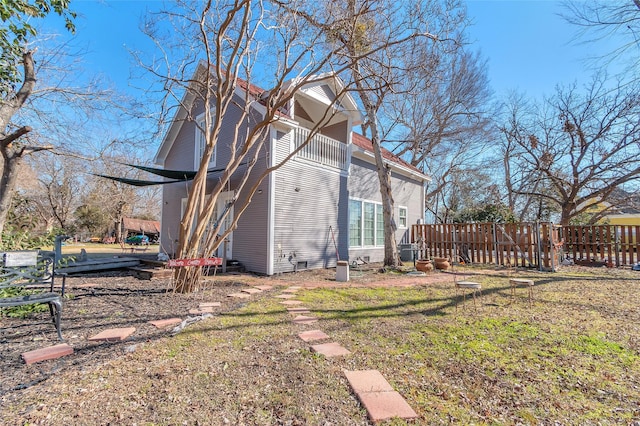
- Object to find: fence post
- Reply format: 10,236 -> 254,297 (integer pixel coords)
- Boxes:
492,223 -> 499,266
614,226 -> 620,267
548,223 -> 556,272
535,222 -> 543,271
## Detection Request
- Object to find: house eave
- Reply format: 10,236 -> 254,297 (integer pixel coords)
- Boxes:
291,73 -> 362,126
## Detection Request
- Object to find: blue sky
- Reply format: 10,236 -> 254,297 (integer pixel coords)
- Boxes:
466,0 -> 621,98
43,1 -> 621,104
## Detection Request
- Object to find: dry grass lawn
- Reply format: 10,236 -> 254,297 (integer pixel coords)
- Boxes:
1,263 -> 639,425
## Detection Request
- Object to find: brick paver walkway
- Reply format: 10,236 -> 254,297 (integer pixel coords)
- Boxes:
88,327 -> 136,342
283,285 -> 420,422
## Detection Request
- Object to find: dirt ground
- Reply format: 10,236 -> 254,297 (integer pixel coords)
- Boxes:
2,260 -> 640,424
0,261 -> 450,408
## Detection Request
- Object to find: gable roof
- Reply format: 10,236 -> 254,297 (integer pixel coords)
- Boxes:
351,133 -> 430,183
153,64 -> 429,184
154,64 -> 268,166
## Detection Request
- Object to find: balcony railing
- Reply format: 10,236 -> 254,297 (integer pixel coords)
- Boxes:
294,128 -> 347,170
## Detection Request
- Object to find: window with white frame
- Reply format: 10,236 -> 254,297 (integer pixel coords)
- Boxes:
195,116 -> 217,169
349,199 -> 385,247
349,199 -> 362,247
399,206 -> 408,229
376,204 -> 384,246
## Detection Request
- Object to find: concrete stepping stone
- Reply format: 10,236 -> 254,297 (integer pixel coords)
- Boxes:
149,318 -> 182,328
21,343 -> 74,365
241,287 -> 262,294
189,307 -> 214,314
275,294 -> 296,299
280,300 -> 303,305
199,302 -> 221,308
253,285 -> 273,291
292,315 -> 318,325
358,391 -> 418,423
287,307 -> 311,314
88,327 -> 136,342
344,369 -> 418,423
283,287 -> 301,293
298,329 -> 330,342
344,370 -> 394,393
227,292 -> 251,299
311,342 -> 351,357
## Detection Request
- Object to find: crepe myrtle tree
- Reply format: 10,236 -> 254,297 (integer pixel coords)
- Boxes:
142,0 -> 384,293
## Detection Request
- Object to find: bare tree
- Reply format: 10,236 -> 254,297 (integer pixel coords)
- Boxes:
562,0 -> 640,80
0,52 -> 52,244
0,0 -> 76,246
387,44 -> 496,224
21,153 -> 82,231
0,35 -> 146,247
284,0 -> 469,265
499,74 -> 640,226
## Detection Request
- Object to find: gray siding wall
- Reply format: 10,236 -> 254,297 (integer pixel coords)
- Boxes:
227,141 -> 270,274
159,96 -> 270,274
347,156 -> 425,262
272,130 -> 348,273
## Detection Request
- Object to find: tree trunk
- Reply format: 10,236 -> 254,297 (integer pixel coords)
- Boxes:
0,51 -> 37,246
0,146 -> 27,243
376,145 -> 398,267
173,265 -> 204,294
365,117 -> 399,267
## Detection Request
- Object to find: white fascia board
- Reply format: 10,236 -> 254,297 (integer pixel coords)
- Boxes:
296,74 -> 362,125
271,117 -> 299,132
351,146 -> 431,183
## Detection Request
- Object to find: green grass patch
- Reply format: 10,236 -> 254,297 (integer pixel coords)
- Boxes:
289,283 -> 640,424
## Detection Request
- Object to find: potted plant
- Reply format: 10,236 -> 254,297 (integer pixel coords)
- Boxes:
416,258 -> 434,272
433,257 -> 450,270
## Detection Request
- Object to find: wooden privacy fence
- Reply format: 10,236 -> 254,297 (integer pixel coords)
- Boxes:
562,225 -> 640,267
411,222 -> 560,270
411,222 -> 640,270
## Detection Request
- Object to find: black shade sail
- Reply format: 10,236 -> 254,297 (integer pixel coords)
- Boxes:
94,164 -> 233,187
92,174 -> 183,187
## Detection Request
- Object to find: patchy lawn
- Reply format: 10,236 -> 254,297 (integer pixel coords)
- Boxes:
1,264 -> 639,425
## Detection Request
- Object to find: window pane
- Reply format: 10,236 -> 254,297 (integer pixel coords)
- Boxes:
349,200 -> 362,247
197,119 -> 216,166
376,204 -> 384,246
399,207 -> 407,228
364,202 -> 375,245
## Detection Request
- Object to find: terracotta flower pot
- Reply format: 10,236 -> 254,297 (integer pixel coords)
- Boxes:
433,257 -> 450,270
416,260 -> 433,272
